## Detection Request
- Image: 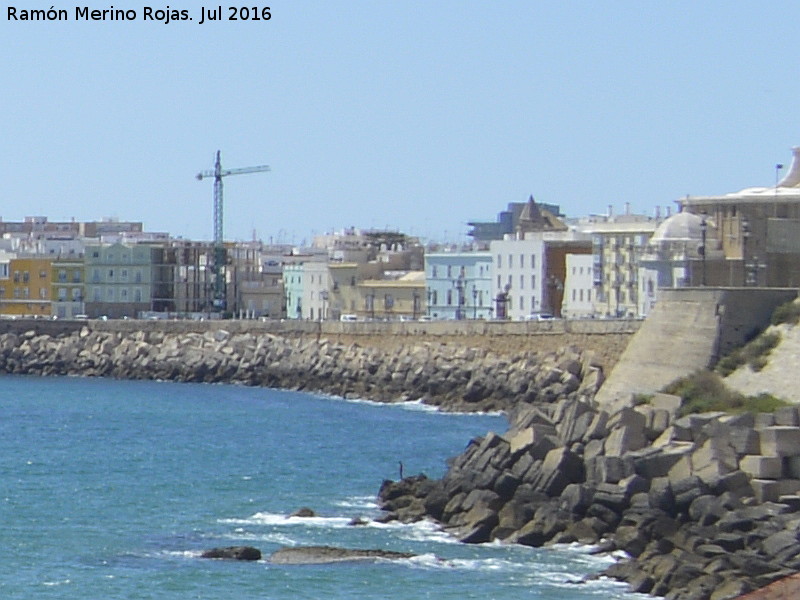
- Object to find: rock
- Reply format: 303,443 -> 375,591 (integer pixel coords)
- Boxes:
201,546 -> 262,561
268,546 -> 416,565
290,507 -> 317,518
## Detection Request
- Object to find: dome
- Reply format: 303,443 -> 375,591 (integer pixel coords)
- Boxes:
649,211 -> 704,244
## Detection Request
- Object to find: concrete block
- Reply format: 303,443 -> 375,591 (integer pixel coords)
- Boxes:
728,427 -> 761,456
777,479 -> 800,496
760,427 -> 800,457
607,407 -> 646,432
650,392 -> 681,418
739,455 -> 783,480
774,406 -> 800,426
755,413 -> 776,430
751,479 -> 781,503
604,425 -> 647,457
786,456 -> 800,479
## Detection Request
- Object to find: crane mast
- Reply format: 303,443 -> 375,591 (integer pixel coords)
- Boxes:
196,150 -> 270,310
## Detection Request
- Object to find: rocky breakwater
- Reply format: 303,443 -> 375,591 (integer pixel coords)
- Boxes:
379,398 -> 800,600
0,327 -> 604,412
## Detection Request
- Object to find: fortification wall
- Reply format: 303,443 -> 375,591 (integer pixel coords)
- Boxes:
595,287 -> 798,409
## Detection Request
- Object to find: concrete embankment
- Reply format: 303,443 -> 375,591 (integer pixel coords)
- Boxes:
0,323 -> 616,412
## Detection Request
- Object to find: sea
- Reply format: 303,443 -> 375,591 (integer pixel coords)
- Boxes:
0,375 -> 648,599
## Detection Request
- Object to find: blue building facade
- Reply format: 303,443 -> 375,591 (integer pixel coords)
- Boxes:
424,251 -> 492,319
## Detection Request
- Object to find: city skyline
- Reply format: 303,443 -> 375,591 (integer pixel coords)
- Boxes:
4,2 -> 800,244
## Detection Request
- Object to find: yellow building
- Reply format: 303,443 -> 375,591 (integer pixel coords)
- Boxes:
357,272 -> 426,320
0,257 -> 53,317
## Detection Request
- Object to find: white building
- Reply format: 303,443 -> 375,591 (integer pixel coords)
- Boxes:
562,254 -> 595,318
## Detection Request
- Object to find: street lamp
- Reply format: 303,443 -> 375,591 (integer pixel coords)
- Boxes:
741,218 -> 750,286
700,213 -> 707,286
320,290 -> 328,321
471,285 -> 478,319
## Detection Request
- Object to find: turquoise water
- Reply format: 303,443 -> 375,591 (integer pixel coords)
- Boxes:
0,376 -> 644,599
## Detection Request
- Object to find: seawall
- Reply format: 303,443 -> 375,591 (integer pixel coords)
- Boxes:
0,319 -> 634,412
595,288 -> 798,410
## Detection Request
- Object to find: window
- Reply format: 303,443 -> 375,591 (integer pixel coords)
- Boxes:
92,269 -> 100,283
13,271 -> 19,283
508,254 -> 513,268
497,255 -> 502,268
134,288 -> 142,302
520,296 -> 525,311
22,272 -> 29,283
497,275 -> 501,288
447,265 -> 452,278
432,265 -> 438,277
72,288 -> 81,301
39,288 -> 47,299
432,291 -> 438,305
135,270 -> 142,283
121,269 -> 128,281
447,290 -> 452,306
531,275 -> 536,289
39,270 -> 47,279
72,271 -> 81,283
58,269 -> 67,283
520,275 -> 524,290
93,288 -> 101,301
520,254 -> 524,268
531,255 -> 536,269
121,288 -> 128,300
58,288 -> 67,301
572,290 -> 576,301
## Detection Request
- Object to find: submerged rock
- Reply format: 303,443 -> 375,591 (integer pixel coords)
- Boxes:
201,546 -> 262,561
268,546 -> 416,565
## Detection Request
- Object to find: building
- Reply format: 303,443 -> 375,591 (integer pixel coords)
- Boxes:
51,258 -> 85,319
358,272 -> 425,320
0,257 -> 53,317
488,196 -> 589,319
637,211 -> 707,317
561,254 -> 595,319
679,146 -> 800,288
467,197 -> 563,243
424,251 -> 492,319
84,243 -> 159,318
579,214 -> 661,318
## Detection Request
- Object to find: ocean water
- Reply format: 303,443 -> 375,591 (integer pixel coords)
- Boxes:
0,375 -> 646,599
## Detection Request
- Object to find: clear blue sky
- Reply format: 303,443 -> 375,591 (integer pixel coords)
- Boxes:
4,1 -> 800,244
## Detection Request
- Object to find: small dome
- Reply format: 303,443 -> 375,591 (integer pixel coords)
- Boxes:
650,211 -> 704,244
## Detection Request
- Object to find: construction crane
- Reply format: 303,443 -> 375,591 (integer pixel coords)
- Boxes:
196,150 -> 270,310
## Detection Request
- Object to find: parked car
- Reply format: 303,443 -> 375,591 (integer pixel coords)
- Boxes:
339,314 -> 358,322
525,312 -> 554,321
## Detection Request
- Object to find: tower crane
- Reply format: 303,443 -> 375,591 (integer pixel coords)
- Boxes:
196,150 -> 270,310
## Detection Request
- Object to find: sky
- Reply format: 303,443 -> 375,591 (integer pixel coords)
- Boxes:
3,1 -> 800,245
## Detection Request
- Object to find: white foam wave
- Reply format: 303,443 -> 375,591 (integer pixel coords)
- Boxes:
42,579 -> 71,587
333,496 -> 378,510
220,511 -> 352,528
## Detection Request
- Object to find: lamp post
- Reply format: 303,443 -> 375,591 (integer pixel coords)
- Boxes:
741,218 -> 750,287
453,274 -> 465,320
700,213 -> 707,287
320,290 -> 328,321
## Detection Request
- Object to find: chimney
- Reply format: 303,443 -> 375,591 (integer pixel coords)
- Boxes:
655,206 -> 661,219
625,202 -> 631,216
608,205 -> 613,218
